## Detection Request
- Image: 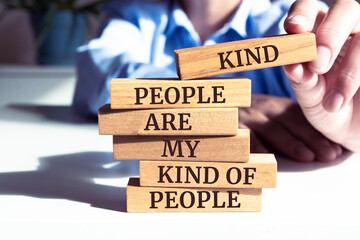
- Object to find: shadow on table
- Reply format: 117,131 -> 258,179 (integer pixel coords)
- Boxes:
277,150 -> 353,172
0,151 -> 138,212
1,104 -> 97,124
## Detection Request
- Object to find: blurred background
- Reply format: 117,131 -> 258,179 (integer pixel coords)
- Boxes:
0,0 -> 106,65
0,0 -> 357,66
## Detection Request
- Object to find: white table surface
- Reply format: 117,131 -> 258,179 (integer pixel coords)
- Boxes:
0,65 -> 359,240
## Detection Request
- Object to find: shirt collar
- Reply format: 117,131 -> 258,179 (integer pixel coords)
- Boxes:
226,0 -> 272,39
165,0 -> 272,41
165,0 -> 199,42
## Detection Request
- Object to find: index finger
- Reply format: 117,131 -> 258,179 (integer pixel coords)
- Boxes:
309,0 -> 360,74
284,0 -> 327,34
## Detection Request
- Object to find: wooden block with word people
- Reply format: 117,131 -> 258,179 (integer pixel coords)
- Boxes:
175,33 -> 317,79
126,178 -> 262,212
113,129 -> 249,162
98,104 -> 238,136
110,78 -> 251,109
139,154 -> 276,188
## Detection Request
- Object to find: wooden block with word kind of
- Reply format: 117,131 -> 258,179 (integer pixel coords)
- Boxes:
139,154 -> 276,189
127,178 -> 261,212
113,129 -> 249,162
98,104 -> 238,136
175,33 -> 317,79
110,78 -> 251,109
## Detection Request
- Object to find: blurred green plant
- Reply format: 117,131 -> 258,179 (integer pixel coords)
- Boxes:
0,0 -> 107,14
0,0 -> 107,48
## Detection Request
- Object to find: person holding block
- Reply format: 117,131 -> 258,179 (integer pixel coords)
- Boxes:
283,0 -> 360,155
73,0 -> 360,162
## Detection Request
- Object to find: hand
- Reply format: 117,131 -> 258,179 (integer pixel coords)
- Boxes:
239,94 -> 342,162
283,0 -> 360,151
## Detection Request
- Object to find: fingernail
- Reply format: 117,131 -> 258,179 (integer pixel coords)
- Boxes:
288,64 -> 302,84
334,144 -> 343,156
286,15 -> 307,25
317,143 -> 337,162
323,89 -> 344,112
295,145 -> 315,162
311,46 -> 331,73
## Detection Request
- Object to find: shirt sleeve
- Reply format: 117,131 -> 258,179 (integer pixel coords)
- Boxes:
72,16 -> 176,117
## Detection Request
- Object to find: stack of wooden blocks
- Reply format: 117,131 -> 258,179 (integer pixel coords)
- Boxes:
98,33 -> 317,212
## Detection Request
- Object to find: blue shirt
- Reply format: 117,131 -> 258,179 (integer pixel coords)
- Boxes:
73,0 -> 297,116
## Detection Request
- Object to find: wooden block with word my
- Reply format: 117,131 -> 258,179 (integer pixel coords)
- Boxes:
126,178 -> 261,212
139,154 -> 276,188
175,33 -> 317,79
98,104 -> 238,136
113,129 -> 249,162
110,78 -> 251,109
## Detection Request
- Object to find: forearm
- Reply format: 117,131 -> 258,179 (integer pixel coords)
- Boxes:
73,49 -> 176,117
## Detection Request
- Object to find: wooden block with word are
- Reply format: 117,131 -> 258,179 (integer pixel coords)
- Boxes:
126,178 -> 261,212
175,33 -> 317,79
113,129 -> 249,162
98,104 -> 238,136
110,78 -> 251,109
140,154 -> 276,189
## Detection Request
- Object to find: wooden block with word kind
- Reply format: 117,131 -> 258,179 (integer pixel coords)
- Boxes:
113,129 -> 249,162
175,33 -> 317,79
127,178 -> 261,212
110,78 -> 251,109
98,104 -> 238,136
139,154 -> 276,188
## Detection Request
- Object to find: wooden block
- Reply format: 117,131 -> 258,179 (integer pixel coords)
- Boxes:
98,104 -> 238,136
139,154 -> 276,189
113,129 -> 249,162
110,78 -> 251,109
126,178 -> 261,212
175,33 -> 317,79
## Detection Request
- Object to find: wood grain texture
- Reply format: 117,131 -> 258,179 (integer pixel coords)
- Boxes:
175,33 -> 317,79
113,129 -> 249,162
127,178 -> 262,212
98,104 -> 238,136
110,78 -> 251,109
139,154 -> 276,188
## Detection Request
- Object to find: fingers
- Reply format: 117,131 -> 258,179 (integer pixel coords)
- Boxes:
283,63 -> 326,108
287,34 -> 360,113
323,33 -> 360,112
272,104 -> 340,161
250,114 -> 316,162
309,0 -> 360,74
331,142 -> 343,156
285,0 -> 360,75
285,1 -> 360,114
238,123 -> 269,153
239,108 -> 315,162
283,0 -> 360,150
240,96 -> 344,162
284,0 -> 326,33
